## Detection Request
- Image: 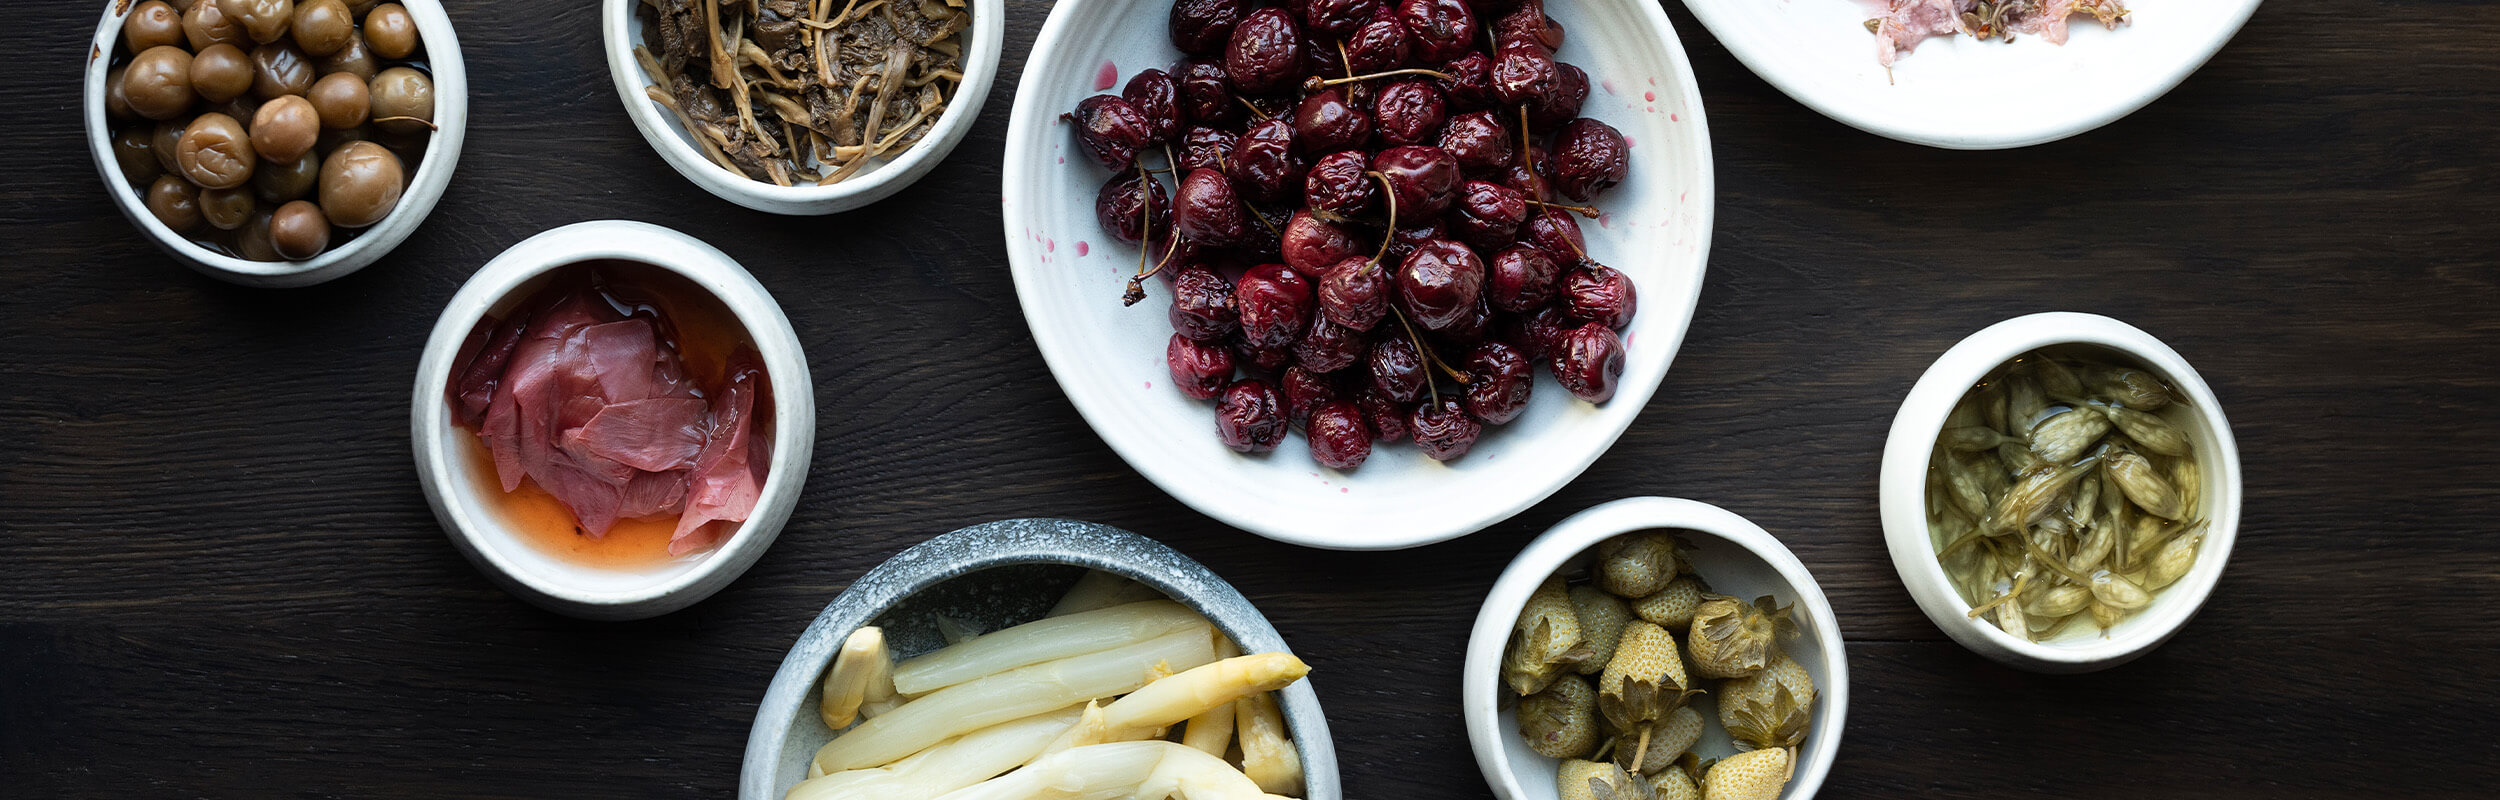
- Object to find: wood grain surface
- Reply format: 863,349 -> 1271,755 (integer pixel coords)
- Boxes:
5,0 -> 2497,797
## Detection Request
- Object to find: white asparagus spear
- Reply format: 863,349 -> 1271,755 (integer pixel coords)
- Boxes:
1235,690 -> 1303,797
1035,652 -> 1307,760
820,627 -> 894,730
785,705 -> 1083,800
893,600 -> 1205,696
1049,570 -> 1166,617
1181,640 -> 1243,756
929,741 -> 1291,800
813,626 -> 1217,773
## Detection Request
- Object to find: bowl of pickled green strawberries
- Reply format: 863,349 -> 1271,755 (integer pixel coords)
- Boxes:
1465,497 -> 1848,800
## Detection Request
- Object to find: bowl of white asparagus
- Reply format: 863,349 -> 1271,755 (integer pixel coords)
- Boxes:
740,517 -> 1340,800
1880,312 -> 2243,673
1465,497 -> 1848,800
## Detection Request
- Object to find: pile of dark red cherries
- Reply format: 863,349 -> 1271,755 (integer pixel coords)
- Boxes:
1068,0 -> 1635,470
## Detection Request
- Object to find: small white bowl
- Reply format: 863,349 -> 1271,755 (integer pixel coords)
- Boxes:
1003,0 -> 1716,550
743,518 -> 1340,800
84,0 -> 469,288
1879,312 -> 2242,672
600,0 -> 1002,215
409,220 -> 815,620
1677,0 -> 2262,148
1465,497 -> 1848,800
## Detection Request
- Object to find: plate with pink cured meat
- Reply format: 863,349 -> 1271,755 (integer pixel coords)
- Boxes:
1002,0 -> 1715,549
1679,0 -> 2262,148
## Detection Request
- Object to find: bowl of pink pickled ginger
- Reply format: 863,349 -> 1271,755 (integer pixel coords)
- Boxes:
412,220 -> 814,620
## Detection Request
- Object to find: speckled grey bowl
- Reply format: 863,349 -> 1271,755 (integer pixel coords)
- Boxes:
740,518 -> 1342,800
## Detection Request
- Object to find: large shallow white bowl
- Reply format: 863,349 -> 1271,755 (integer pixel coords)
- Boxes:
1679,0 -> 2261,148
410,220 -> 815,620
1879,312 -> 2241,672
1003,0 -> 1716,550
600,0 -> 1002,215
84,0 -> 469,287
742,518 -> 1340,800
1465,497 -> 1848,800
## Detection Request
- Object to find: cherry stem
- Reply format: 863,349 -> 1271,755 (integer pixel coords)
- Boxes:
1526,199 -> 1600,218
1237,96 -> 1271,120
1316,68 -> 1453,88
1516,104 -> 1536,171
1338,41 -> 1355,81
1366,170 -> 1399,265
1123,163 -> 1159,306
1390,307 -> 1448,405
1543,206 -> 1593,262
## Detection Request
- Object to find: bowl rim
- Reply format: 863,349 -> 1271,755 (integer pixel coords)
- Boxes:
597,0 -> 1004,215
1877,312 -> 2242,671
1675,0 -> 2264,149
738,517 -> 1341,800
84,0 -> 469,287
1462,496 -> 1850,800
407,220 -> 815,619
997,0 -> 1718,551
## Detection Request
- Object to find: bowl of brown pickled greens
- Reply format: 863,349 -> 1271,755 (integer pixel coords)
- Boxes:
1881,312 -> 2242,673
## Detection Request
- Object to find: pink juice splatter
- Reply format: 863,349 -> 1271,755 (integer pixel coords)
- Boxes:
1076,241 -> 1090,256
1095,61 -> 1119,90
1643,91 -> 1656,102
1601,79 -> 1619,95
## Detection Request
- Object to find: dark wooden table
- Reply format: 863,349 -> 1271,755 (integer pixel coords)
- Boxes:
6,0 -> 2497,797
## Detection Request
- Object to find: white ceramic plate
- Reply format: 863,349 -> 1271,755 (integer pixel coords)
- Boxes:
1002,0 -> 1716,550
1680,0 -> 2262,148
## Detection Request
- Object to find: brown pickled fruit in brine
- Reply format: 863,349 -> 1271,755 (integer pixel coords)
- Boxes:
269,199 -> 331,259
306,71 -> 369,128
318,140 -> 402,228
200,185 -> 257,231
250,41 -> 315,100
175,112 -> 255,189
291,0 -> 355,56
123,46 -> 197,120
367,66 -> 432,136
189,42 -> 255,103
145,175 -> 204,233
124,1 -> 188,53
251,95 -> 320,163
363,3 -> 418,60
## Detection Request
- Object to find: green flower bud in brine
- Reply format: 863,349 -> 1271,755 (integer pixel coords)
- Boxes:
2088,367 -> 2174,410
2144,525 -> 2206,590
2023,583 -> 2093,619
2032,356 -> 2085,397
2106,449 -> 2185,520
2090,569 -> 2154,611
2099,405 -> 2192,457
1941,425 -> 2010,452
2028,406 -> 2113,464
1985,457 -> 2099,533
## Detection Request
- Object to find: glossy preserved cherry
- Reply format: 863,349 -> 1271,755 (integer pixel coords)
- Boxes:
1501,303 -> 1574,361
1434,297 -> 1492,348
1067,95 -> 1151,170
1462,340 -> 1532,424
1237,341 -> 1294,371
1228,118 -> 1305,205
1176,125 -> 1238,174
1522,207 -> 1586,261
1342,7 -> 1411,74
1525,62 -> 1587,131
1372,80 -> 1448,147
1279,365 -> 1342,430
1370,145 -> 1461,219
1438,110 -> 1514,174
1169,333 -> 1237,400
1492,0 -> 1564,50
1306,400 -> 1374,469
1096,170 -> 1170,245
1303,150 -> 1379,218
1397,0 -> 1479,63
1450,179 -> 1527,249
1215,378 -> 1288,453
1383,215 -> 1448,264
1169,265 -> 1240,342
1562,263 -> 1637,329
1357,388 -> 1413,443
1122,69 -> 1186,143
1437,52 -> 1496,112
1171,0 -> 1250,54
1282,210 -> 1366,276
1490,42 -> 1556,107
1294,316 -> 1367,373
1410,396 -> 1483,461
1293,88 -> 1371,153
1174,59 -> 1242,127
1486,244 -> 1560,312
1224,8 -> 1305,94
1394,238 -> 1484,331
1550,117 -> 1629,202
1292,0 -> 1376,37
1174,167 -> 1253,248
1551,322 -> 1626,403
1235,263 -> 1315,352
1318,255 -> 1391,331
1368,333 -> 1429,402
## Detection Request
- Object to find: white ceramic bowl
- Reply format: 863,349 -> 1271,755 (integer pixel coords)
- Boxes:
409,220 -> 815,620
600,0 -> 1002,215
1003,0 -> 1716,550
1879,312 -> 2241,672
742,518 -> 1340,800
1465,497 -> 1848,800
1678,0 -> 2261,148
84,0 -> 469,287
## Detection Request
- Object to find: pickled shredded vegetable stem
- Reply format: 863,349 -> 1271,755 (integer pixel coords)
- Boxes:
892,600 -> 1206,696
929,741 -> 1288,800
1038,652 -> 1308,759
819,626 -> 894,730
1180,640 -> 1242,756
785,705 -> 1083,800
1048,570 -> 1166,617
1235,691 -> 1304,796
812,626 -> 1217,772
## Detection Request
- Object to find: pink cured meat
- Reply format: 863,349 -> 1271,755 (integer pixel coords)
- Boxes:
1872,0 -> 1966,67
453,271 -> 768,546
672,346 -> 770,553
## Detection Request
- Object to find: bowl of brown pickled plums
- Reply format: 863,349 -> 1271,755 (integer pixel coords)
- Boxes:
85,0 -> 466,288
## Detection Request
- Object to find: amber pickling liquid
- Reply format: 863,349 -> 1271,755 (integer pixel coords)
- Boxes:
455,260 -> 768,570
